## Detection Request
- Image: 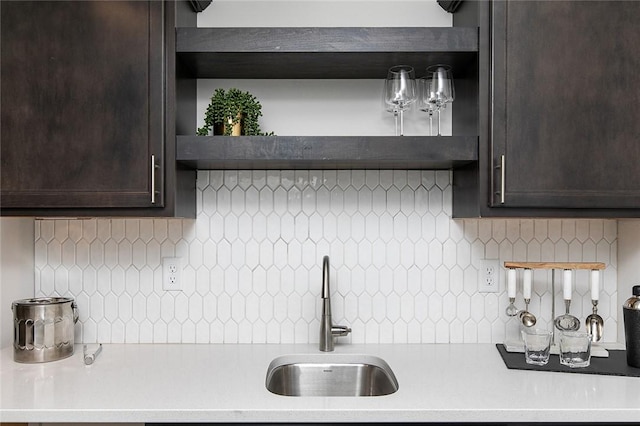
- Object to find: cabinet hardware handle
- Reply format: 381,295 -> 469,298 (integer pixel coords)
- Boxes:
151,154 -> 157,204
500,154 -> 505,204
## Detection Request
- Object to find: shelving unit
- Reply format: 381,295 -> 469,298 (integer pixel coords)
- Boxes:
176,27 -> 478,79
175,26 -> 479,170
177,135 -> 477,170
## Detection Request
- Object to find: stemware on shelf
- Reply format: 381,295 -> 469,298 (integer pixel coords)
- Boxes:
417,75 -> 438,136
383,65 -> 417,136
424,64 -> 455,136
382,79 -> 400,136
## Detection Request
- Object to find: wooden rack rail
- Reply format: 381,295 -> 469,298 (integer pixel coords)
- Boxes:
504,261 -> 605,270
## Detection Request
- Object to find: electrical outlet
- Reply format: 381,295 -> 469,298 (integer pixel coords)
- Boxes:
478,259 -> 500,293
162,257 -> 182,291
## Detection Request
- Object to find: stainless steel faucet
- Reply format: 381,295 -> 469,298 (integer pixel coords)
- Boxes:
319,255 -> 351,352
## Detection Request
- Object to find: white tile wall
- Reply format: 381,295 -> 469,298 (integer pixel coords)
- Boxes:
35,170 -> 618,344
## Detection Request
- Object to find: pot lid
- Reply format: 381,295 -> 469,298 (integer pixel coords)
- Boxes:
12,297 -> 74,307
623,285 -> 640,310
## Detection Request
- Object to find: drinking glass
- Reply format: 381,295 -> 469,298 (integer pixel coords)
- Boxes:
417,76 -> 438,136
425,64 -> 455,136
384,65 -> 417,136
521,328 -> 552,366
559,331 -> 592,368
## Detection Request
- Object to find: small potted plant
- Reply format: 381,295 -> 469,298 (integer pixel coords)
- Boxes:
197,88 -> 272,136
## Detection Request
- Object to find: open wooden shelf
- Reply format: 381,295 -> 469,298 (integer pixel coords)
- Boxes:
176,135 -> 478,170
175,27 -> 479,171
176,27 -> 478,79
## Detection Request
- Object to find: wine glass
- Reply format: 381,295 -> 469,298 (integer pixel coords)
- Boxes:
425,64 -> 454,136
417,76 -> 438,136
382,79 -> 400,136
384,65 -> 417,136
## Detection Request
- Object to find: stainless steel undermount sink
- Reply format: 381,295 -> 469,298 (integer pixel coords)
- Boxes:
265,353 -> 399,397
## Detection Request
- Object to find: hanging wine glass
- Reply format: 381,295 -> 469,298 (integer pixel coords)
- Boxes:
417,75 -> 438,136
383,65 -> 417,136
425,64 -> 455,136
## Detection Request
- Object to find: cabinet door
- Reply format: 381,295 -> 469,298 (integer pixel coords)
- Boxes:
1,1 -> 164,209
490,0 -> 640,209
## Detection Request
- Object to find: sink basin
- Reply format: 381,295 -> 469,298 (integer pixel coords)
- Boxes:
265,353 -> 399,397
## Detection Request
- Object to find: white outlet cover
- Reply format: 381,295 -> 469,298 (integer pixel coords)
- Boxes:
162,257 -> 183,291
478,259 -> 500,293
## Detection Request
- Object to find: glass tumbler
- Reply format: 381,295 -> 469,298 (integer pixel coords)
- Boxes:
521,328 -> 552,366
559,331 -> 592,368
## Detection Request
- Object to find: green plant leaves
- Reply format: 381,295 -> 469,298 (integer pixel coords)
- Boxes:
198,88 -> 273,136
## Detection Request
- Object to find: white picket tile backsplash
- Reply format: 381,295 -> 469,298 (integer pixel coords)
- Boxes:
35,170 -> 618,344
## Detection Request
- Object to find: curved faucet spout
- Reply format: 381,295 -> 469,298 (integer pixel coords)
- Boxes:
322,255 -> 331,300
319,255 -> 351,352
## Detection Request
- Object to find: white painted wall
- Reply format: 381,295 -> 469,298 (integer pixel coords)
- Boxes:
0,218 -> 35,349
197,0 -> 452,28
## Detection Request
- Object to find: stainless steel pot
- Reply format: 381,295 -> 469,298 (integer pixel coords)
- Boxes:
12,297 -> 78,363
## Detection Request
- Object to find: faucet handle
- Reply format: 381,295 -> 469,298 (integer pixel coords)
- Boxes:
332,325 -> 351,337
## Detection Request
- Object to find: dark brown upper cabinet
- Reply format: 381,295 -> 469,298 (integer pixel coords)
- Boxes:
1,1 -> 196,217
453,0 -> 640,217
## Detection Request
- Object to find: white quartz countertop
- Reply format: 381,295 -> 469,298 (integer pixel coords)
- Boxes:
1,343 -> 639,424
